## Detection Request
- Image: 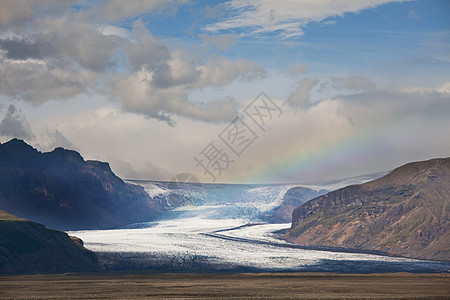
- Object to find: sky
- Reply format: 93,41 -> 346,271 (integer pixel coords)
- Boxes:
0,0 -> 449,184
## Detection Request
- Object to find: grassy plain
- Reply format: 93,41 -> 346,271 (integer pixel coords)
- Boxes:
0,272 -> 449,299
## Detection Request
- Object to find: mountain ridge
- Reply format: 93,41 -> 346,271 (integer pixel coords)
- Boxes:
0,209 -> 99,274
0,139 -> 170,230
283,157 -> 450,261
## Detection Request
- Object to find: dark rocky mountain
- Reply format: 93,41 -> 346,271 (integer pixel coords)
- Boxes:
0,209 -> 99,274
267,187 -> 326,223
0,139 -> 169,230
284,157 -> 450,261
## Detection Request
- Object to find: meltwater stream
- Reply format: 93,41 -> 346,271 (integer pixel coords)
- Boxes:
70,181 -> 450,273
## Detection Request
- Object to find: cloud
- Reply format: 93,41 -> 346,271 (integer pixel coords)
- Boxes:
0,6 -> 265,124
94,0 -> 188,22
203,4 -> 227,20
27,82 -> 450,183
224,82 -> 450,183
108,44 -> 265,123
41,128 -> 77,151
2,0 -> 446,185
200,33 -> 239,51
438,82 -> 450,94
196,56 -> 266,87
0,0 -> 187,29
285,63 -> 308,75
0,58 -> 96,104
320,75 -> 376,92
125,20 -> 171,72
408,10 -> 420,19
0,13 -> 115,103
337,84 -> 450,124
0,38 -> 55,60
108,68 -> 239,124
35,16 -> 117,72
0,0 -> 34,29
29,105 -> 228,181
287,77 -> 320,108
0,0 -> 72,30
204,0 -> 410,38
0,104 -> 34,140
1,14 -> 116,67
107,157 -> 169,180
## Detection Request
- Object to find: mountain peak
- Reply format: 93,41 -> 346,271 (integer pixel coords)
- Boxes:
48,147 -> 85,163
0,138 -> 39,159
0,139 -> 166,230
366,157 -> 450,188
284,156 -> 450,261
2,138 -> 35,149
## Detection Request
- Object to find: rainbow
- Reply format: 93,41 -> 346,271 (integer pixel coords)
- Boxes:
225,121 -> 392,184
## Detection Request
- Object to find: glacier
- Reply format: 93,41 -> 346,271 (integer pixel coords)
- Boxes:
69,181 -> 450,273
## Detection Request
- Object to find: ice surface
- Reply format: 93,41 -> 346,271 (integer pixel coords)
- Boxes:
69,182 -> 450,272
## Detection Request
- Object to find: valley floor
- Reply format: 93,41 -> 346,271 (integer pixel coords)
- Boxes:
0,273 -> 449,299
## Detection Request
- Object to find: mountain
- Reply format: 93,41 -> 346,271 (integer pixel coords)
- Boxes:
0,209 -> 99,274
283,157 -> 450,261
0,139 -> 169,230
267,187 -> 326,223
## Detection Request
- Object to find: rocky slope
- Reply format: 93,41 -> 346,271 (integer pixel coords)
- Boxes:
267,187 -> 326,223
0,209 -> 99,274
0,139 -> 169,230
284,157 -> 450,261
